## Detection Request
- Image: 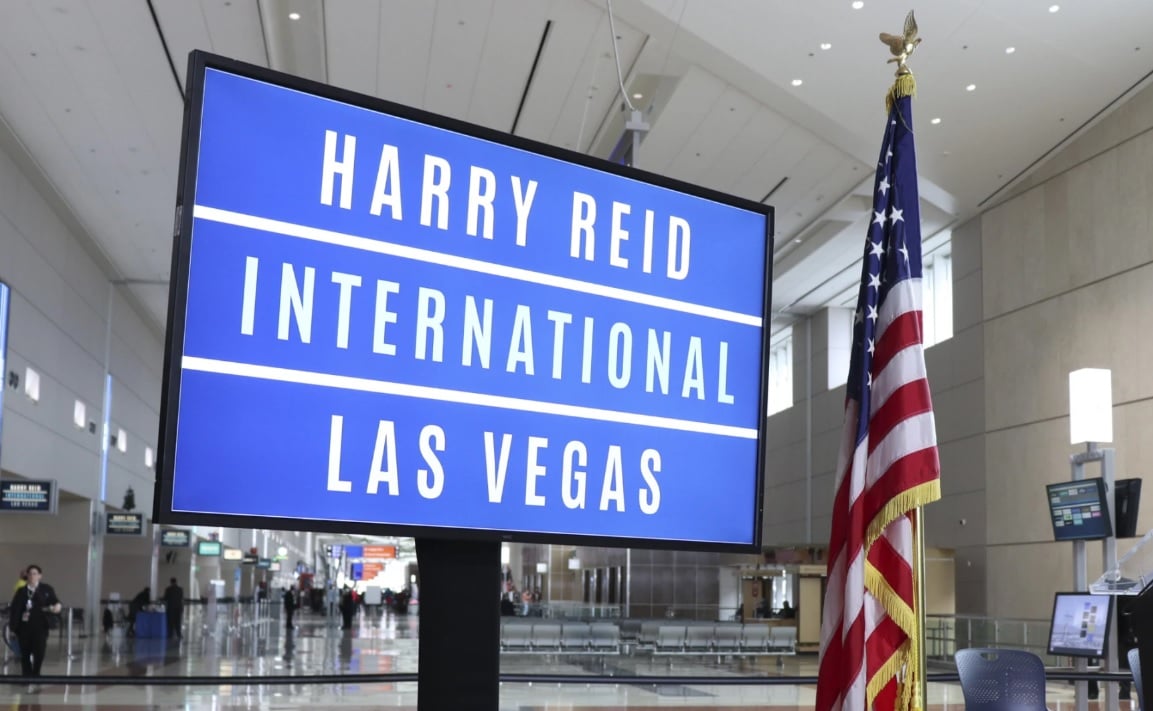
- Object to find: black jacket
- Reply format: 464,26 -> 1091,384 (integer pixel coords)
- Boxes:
164,584 -> 184,611
8,583 -> 60,635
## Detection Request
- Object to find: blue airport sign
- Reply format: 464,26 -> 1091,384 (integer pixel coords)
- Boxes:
0,478 -> 57,514
156,52 -> 773,551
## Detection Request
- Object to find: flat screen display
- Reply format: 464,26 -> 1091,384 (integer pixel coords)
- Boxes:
1048,592 -> 1112,657
1047,479 -> 1112,541
154,52 -> 773,551
196,540 -> 222,557
222,548 -> 243,560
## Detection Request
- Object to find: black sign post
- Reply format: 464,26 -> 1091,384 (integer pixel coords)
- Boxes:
416,538 -> 501,710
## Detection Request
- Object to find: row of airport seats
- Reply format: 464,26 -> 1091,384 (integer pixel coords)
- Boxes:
644,623 -> 796,655
500,620 -> 621,654
499,619 -> 796,656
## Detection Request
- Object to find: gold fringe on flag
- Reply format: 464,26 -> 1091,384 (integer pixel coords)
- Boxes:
885,72 -> 917,114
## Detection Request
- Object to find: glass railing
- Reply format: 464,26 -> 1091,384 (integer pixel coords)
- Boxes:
927,614 -> 1106,667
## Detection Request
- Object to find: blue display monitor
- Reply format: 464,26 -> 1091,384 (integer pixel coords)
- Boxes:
1047,479 -> 1113,541
196,540 -> 222,557
154,52 -> 773,551
1048,592 -> 1112,658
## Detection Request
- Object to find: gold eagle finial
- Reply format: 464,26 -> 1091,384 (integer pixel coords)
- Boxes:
879,10 -> 921,76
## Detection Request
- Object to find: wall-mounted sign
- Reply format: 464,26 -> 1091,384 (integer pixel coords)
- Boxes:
106,512 -> 145,536
222,547 -> 243,561
256,558 -> 271,569
155,52 -> 772,551
197,540 -> 222,557
161,529 -> 191,547
363,545 -> 396,560
0,479 -> 57,513
270,561 -> 282,572
241,554 -> 258,565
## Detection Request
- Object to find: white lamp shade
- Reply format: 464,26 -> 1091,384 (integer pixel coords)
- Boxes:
1069,368 -> 1113,444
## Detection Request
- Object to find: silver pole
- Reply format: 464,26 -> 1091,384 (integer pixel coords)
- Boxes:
85,284 -> 115,636
1072,447 -> 1088,711
1102,448 -> 1120,711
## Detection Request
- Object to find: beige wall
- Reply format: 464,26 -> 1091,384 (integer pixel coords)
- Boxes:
978,77 -> 1153,621
764,76 -> 1153,621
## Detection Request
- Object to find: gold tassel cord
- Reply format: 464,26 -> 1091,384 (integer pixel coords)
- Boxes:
885,72 -> 917,114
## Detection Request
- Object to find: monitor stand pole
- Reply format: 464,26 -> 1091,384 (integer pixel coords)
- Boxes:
416,538 -> 501,710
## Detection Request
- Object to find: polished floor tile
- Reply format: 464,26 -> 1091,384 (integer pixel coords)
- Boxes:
0,608 -> 1136,709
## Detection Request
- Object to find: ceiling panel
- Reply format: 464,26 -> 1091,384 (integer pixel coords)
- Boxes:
374,1 -> 437,107
153,0 -> 268,86
661,85 -> 760,185
423,0 -> 496,120
464,0 -> 552,132
696,105 -> 790,196
324,0 -> 380,96
633,65 -> 725,174
510,0 -> 603,144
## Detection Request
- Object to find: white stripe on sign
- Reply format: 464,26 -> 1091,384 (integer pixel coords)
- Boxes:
192,205 -> 764,328
181,356 -> 760,440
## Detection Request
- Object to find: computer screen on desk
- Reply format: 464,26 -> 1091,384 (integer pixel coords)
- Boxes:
1047,479 -> 1113,541
1048,592 -> 1113,658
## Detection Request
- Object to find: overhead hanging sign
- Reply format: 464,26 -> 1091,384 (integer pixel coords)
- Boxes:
161,529 -> 191,547
106,512 -> 145,536
155,52 -> 773,551
0,479 -> 57,513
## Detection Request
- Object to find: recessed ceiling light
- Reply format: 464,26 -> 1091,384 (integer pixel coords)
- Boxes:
1048,4 -> 1059,12
820,43 -> 832,50
791,79 -> 803,87
851,1 -> 864,8
288,12 -> 301,20
930,117 -> 941,125
966,84 -> 976,92
632,92 -> 643,99
1005,46 -> 1016,54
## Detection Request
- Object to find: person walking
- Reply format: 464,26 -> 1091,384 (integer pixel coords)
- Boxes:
163,577 -> 184,640
283,587 -> 297,629
7,564 -> 61,677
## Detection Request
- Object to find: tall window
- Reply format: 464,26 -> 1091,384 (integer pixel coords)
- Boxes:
922,242 -> 953,347
766,328 -> 793,416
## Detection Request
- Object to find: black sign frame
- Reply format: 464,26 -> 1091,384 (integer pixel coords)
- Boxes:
0,479 -> 58,514
153,51 -> 774,553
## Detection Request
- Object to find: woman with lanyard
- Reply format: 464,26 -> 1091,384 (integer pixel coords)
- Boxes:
7,564 -> 62,677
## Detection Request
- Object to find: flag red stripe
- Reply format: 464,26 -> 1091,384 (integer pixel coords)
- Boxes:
862,447 -> 941,528
867,379 -> 933,456
872,309 -> 923,375
868,535 -> 915,604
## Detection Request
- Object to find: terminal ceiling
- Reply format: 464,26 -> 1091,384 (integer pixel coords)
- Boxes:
0,0 -> 1149,337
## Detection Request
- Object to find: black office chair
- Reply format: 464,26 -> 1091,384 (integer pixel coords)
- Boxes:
1129,648 -> 1145,711
955,648 -> 1049,711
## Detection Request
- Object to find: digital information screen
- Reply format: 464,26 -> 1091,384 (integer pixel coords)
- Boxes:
1048,592 -> 1112,657
222,547 -> 243,561
161,530 -> 191,547
197,540 -> 222,557
155,52 -> 773,550
0,479 -> 57,513
1047,479 -> 1112,541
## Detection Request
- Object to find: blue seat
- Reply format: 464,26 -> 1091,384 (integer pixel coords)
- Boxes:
1129,648 -> 1144,711
955,648 -> 1048,711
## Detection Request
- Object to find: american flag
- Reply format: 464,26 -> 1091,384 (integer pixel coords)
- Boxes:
815,90 -> 941,711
